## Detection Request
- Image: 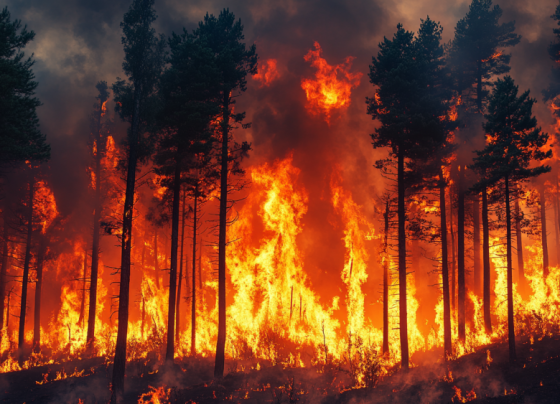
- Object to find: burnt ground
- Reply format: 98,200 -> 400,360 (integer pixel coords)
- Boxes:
0,334 -> 559,403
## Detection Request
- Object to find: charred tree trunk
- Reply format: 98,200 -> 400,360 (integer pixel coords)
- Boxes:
87,95 -> 104,355
515,188 -> 525,292
449,186 -> 456,311
505,176 -> 516,363
397,148 -> 409,370
33,235 -> 47,352
540,186 -> 549,279
79,251 -> 87,328
0,217 -> 9,344
154,226 -> 159,288
215,92 -> 230,378
457,168 -> 466,342
198,238 -> 202,292
191,181 -> 199,356
165,158 -> 182,364
175,189 -> 186,343
18,171 -> 35,363
482,187 -> 492,334
111,80 -> 142,403
382,199 -> 389,355
473,195 -> 481,296
440,171 -> 452,358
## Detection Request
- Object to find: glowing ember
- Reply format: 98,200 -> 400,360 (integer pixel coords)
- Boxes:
301,42 -> 362,123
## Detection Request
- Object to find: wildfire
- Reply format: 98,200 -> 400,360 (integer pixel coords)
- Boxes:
253,58 -> 280,87
301,42 -> 362,123
138,386 -> 170,404
34,180 -> 59,233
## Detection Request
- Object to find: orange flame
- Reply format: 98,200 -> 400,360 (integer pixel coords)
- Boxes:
253,59 -> 280,87
301,42 -> 362,123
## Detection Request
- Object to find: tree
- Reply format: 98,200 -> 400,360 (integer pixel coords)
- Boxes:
543,1 -> 560,102
86,81 -> 110,355
110,0 -> 165,401
449,0 -> 521,112
192,9 -> 257,378
0,8 -> 50,344
155,28 -> 220,365
449,0 -> 520,334
0,7 -> 50,166
368,19 -> 453,369
470,76 -> 551,363
185,157 -> 219,356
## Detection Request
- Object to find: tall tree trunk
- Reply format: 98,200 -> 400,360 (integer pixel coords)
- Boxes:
175,190 -> 186,343
165,159 -> 181,364
215,92 -> 230,378
198,238 -> 202,291
540,185 -> 549,279
191,182 -> 199,356
79,251 -> 87,329
457,168 -> 466,342
154,226 -> 159,288
476,61 -> 483,113
87,96 -> 104,355
0,217 -> 9,345
449,187 -> 456,311
397,148 -> 409,370
33,235 -> 47,352
505,176 -> 516,363
18,171 -> 35,363
473,195 -> 481,296
382,198 -> 389,355
440,171 -> 452,358
111,81 -> 142,404
482,187 -> 492,334
515,188 -> 525,293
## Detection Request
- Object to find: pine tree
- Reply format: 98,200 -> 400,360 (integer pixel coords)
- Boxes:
368,18 -> 454,369
0,7 -> 50,166
155,28 -> 220,365
86,81 -> 110,355
192,9 -> 257,378
471,76 -> 551,363
543,1 -> 560,102
110,0 -> 165,401
449,0 -> 520,334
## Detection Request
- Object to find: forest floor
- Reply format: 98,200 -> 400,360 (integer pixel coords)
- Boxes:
1,333 -> 560,403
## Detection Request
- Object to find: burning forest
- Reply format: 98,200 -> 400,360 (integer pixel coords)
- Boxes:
4,0 -> 560,403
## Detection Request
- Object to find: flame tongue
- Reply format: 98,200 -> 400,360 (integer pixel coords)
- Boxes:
301,42 -> 362,123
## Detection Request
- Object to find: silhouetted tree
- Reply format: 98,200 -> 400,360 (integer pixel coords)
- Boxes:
192,9 -> 257,378
155,28 -> 220,365
0,8 -> 50,344
86,81 -> 110,355
368,19 -> 453,369
471,76 -> 551,363
110,0 -> 165,401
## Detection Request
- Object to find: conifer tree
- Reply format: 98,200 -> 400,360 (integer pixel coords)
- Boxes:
86,81 -> 110,355
110,0 -> 165,401
543,1 -> 560,102
191,9 -> 257,378
155,28 -> 220,365
368,18 -> 454,369
471,76 -> 551,363
449,0 -> 520,333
